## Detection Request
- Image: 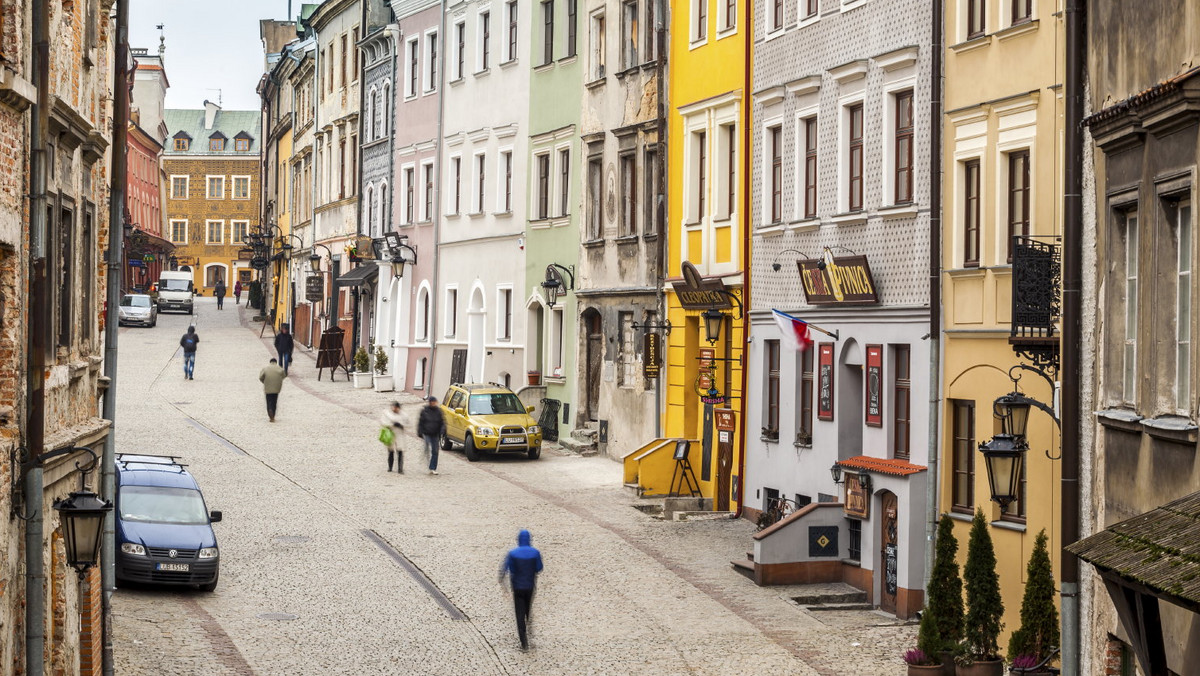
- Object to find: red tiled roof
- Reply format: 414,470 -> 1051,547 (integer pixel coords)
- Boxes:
836,455 -> 927,477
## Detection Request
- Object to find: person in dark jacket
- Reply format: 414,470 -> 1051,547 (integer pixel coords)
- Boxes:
416,396 -> 445,475
214,280 -> 226,310
498,529 -> 543,650
179,325 -> 199,380
274,324 -> 295,375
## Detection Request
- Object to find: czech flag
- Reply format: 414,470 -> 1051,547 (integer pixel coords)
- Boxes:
773,310 -> 813,352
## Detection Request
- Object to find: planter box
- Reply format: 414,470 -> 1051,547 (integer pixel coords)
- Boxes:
352,372 -> 373,389
527,372 -> 541,386
373,374 -> 394,392
957,660 -> 1004,676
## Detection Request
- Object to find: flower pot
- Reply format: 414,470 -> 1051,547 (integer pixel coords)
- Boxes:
908,665 -> 945,675
352,371 -> 373,389
957,659 -> 1004,676
527,371 -> 541,386
373,374 -> 394,392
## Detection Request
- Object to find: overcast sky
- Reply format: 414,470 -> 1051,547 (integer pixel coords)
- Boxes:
129,0 -> 296,111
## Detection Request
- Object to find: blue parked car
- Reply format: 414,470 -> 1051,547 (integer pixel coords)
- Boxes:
115,455 -> 222,591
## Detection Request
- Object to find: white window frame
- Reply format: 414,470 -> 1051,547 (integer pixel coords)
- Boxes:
380,81 -> 392,137
401,163 -> 416,225
590,10 -> 606,80
621,0 -> 639,69
690,0 -> 708,45
549,306 -> 564,376
444,285 -> 459,338
364,184 -> 375,233
415,282 -> 433,343
880,78 -> 917,209
232,175 -> 251,200
798,0 -> 821,28
836,94 -> 866,214
504,0 -> 520,63
842,0 -> 867,12
206,175 -> 225,200
765,0 -> 784,36
377,181 -> 389,237
1123,209 -> 1138,405
477,9 -> 491,72
1002,0 -> 1035,30
683,121 -> 707,225
495,285 -> 514,341
533,150 -> 552,220
366,87 -> 377,142
541,0 -> 555,66
205,219 -> 225,245
1177,199 -> 1192,413
716,0 -> 737,36
716,121 -> 737,222
793,107 -> 819,221
170,175 -> 189,200
169,219 -> 188,244
473,150 -> 487,214
760,118 -> 782,226
230,219 -> 250,244
424,28 -> 439,93
497,148 -> 514,213
454,20 -> 467,80
420,160 -> 435,222
448,154 -> 463,215
405,36 -> 420,99
555,143 -> 571,217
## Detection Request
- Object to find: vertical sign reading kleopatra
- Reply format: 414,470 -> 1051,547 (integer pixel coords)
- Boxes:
817,343 -> 835,421
866,344 -> 883,427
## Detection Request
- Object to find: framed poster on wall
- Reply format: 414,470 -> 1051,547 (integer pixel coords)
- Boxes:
865,344 -> 883,427
817,343 -> 835,421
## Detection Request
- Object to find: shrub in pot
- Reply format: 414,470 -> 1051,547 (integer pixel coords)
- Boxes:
352,347 -> 373,388
905,648 -> 943,674
907,514 -> 962,675
1006,530 -> 1059,673
373,345 -> 394,392
957,509 -> 1004,676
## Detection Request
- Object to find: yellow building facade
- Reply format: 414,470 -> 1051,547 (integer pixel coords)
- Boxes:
271,130 -> 294,330
662,0 -> 748,510
940,0 -> 1064,646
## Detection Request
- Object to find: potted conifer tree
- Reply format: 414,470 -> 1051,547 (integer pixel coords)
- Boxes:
1007,530 -> 1059,674
352,346 -> 373,388
906,514 -> 963,675
373,345 -> 394,392
957,509 -> 1005,676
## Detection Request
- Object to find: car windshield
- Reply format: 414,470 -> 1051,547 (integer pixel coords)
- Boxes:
468,393 -> 526,416
119,486 -> 209,525
120,295 -> 151,308
161,279 -> 190,291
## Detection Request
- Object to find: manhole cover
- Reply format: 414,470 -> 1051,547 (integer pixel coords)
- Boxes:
257,613 -> 298,621
273,536 -> 310,543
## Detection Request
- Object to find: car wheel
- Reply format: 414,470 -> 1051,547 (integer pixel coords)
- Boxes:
199,572 -> 218,592
441,434 -> 453,450
527,446 -> 541,460
151,318 -> 157,327
464,435 -> 479,462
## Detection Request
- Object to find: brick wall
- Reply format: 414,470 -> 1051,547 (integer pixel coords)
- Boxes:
78,567 -> 102,676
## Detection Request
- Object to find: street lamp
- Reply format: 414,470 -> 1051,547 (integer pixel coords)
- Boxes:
702,307 -> 726,344
994,392 -> 1032,438
830,462 -> 843,484
54,490 -> 112,577
309,243 -> 333,273
540,263 -> 575,308
978,432 -> 1025,511
384,233 -> 418,278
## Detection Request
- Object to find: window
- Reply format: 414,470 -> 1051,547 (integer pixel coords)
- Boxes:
803,0 -> 819,19
550,307 -> 564,375
587,155 -> 603,239
536,153 -> 551,219
417,287 -> 431,341
506,0 -> 519,62
207,176 -> 225,200
542,0 -> 555,65
644,0 -> 656,60
366,186 -> 375,233
445,288 -> 458,337
231,175 -> 250,201
353,27 -> 360,79
559,148 -> 570,215
499,288 -> 513,340
567,0 -> 578,57
847,519 -> 862,561
209,137 -> 225,152
724,124 -> 737,220
1007,150 -> 1030,262
769,125 -> 782,223
618,312 -> 636,386
380,84 -> 391,137
231,220 -> 249,244
645,148 -> 660,234
803,117 -> 817,218
349,134 -> 358,194
451,156 -> 462,214
406,37 -> 419,97
170,220 -> 187,244
455,21 -> 467,79
425,31 -> 439,92
340,34 -> 348,87
235,138 -> 250,152
1178,200 -> 1193,411
206,220 -> 224,245
475,152 -> 487,213
847,103 -> 863,212
1011,0 -> 1031,24
502,151 -> 513,212
620,153 -> 636,236
894,90 -> 914,205
591,12 -> 606,79
765,340 -> 780,439
770,0 -> 782,32
799,348 -> 814,443
328,45 -> 334,92
622,0 -> 638,69
696,130 -> 707,220
951,400 -> 975,513
964,159 -> 981,266
893,345 -> 910,459
423,163 -> 434,221
174,138 -> 189,151
400,168 -> 414,224
56,204 -> 73,347
1123,211 -> 1138,404
171,176 -> 188,199
479,11 -> 491,70
967,0 -> 985,38
723,0 -> 736,31
379,184 -> 388,234
693,0 -> 707,41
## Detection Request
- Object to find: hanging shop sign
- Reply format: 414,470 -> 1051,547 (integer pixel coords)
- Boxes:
251,257 -> 269,270
349,235 -> 376,260
672,261 -> 734,310
817,343 -> 835,421
305,275 -> 324,303
714,408 -> 736,432
797,254 -> 879,306
866,345 -> 883,427
844,472 -> 870,519
238,248 -> 256,261
642,332 -> 661,379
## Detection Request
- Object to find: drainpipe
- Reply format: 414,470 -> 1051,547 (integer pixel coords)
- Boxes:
428,0 -> 447,393
733,0 -> 751,518
24,0 -> 52,670
100,0 -> 131,673
1060,0 -> 1084,673
923,0 -> 943,586
652,0 -> 666,439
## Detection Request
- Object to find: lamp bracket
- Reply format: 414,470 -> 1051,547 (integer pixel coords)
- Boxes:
1006,364 -> 1061,429
632,319 -> 672,335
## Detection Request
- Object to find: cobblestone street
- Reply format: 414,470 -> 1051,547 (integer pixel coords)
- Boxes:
110,298 -> 914,675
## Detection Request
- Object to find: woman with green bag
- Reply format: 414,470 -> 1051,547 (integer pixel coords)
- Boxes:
380,402 -> 406,473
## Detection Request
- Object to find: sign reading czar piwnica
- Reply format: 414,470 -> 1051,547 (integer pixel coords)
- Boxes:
672,261 -> 734,310
797,254 -> 879,305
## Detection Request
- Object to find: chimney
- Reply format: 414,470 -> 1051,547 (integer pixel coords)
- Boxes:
203,99 -> 220,130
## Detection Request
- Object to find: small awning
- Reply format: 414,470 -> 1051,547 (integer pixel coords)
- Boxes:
334,264 -> 379,287
835,455 -> 927,477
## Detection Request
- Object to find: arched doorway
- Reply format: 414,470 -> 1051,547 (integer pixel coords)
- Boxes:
582,308 -> 603,421
839,339 -> 864,457
879,489 -> 899,614
466,284 -> 486,383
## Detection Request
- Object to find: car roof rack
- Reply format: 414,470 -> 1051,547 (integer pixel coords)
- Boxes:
116,453 -> 188,468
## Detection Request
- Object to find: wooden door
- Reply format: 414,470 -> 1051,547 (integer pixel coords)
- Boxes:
880,491 -> 898,614
586,313 -> 602,420
450,348 -> 468,386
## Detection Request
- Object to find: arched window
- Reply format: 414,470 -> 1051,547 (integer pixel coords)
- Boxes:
365,185 -> 374,232
417,285 -> 431,341
381,82 -> 391,137
367,89 -> 376,141
379,182 -> 388,234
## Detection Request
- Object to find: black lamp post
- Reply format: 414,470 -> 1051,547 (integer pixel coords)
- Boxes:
54,490 -> 112,577
830,462 -> 844,484
978,432 -> 1025,511
540,263 -> 575,308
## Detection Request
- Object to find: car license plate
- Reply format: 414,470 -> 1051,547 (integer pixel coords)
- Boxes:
156,562 -> 189,572
502,435 -> 524,444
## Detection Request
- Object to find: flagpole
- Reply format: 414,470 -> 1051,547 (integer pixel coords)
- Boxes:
775,309 -> 839,340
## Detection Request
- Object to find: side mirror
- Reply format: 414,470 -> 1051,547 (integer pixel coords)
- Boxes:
209,510 -> 222,523
526,405 -> 535,413
454,407 -> 466,416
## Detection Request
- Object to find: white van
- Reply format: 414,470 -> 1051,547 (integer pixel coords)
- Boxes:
157,271 -> 194,314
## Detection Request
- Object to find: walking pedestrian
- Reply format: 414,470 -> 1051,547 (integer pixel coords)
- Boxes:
214,279 -> 227,310
498,529 -> 543,651
233,280 -> 243,305
417,396 -> 445,475
259,358 -> 286,422
380,402 -> 406,473
275,323 -> 295,375
179,325 -> 199,380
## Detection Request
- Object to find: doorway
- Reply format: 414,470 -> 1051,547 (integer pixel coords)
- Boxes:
584,310 -> 602,421
450,349 -> 467,386
879,490 -> 898,614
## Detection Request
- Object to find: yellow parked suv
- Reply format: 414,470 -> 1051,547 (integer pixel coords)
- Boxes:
440,383 -> 543,461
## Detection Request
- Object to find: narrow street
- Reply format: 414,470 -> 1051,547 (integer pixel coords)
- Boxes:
110,298 -> 913,675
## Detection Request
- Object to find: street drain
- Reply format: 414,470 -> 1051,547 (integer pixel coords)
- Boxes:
257,613 -> 298,621
273,536 -> 311,543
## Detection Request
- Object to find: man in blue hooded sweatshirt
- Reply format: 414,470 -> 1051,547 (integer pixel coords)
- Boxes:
498,529 -> 543,650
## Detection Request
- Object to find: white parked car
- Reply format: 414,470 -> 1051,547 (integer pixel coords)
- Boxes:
118,294 -> 157,327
